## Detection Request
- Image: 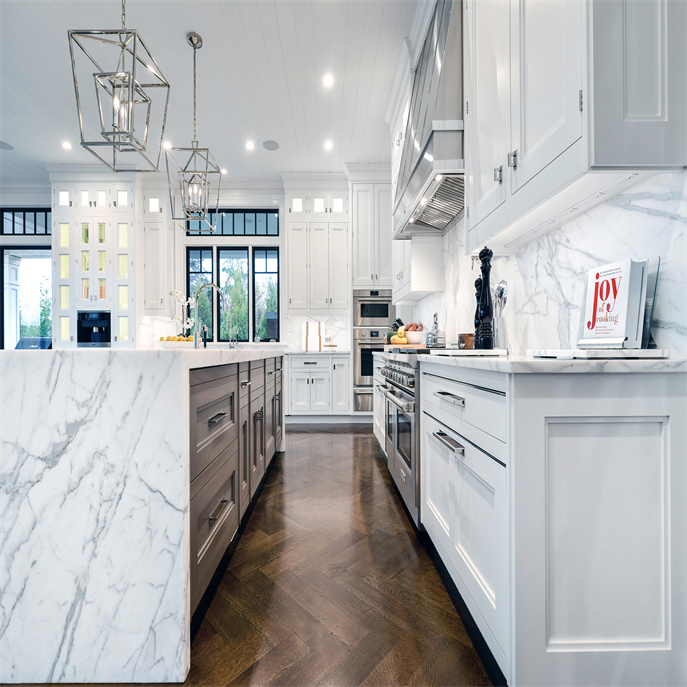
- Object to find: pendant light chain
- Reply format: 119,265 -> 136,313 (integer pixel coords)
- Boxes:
121,0 -> 126,30
193,42 -> 197,143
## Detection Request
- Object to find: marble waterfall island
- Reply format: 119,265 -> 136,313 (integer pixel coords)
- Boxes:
0,348 -> 282,684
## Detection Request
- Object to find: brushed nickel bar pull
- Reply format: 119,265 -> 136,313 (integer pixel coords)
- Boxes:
433,390 -> 466,407
208,411 -> 227,427
209,499 -> 228,522
431,430 -> 465,455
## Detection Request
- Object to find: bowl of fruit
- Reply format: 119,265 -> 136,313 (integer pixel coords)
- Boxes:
404,323 -> 424,344
158,335 -> 194,349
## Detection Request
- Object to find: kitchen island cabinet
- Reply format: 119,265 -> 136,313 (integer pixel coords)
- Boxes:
0,347 -> 285,684
419,355 -> 686,687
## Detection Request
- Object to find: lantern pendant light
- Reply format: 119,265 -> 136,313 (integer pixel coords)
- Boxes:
165,32 -> 221,232
68,0 -> 170,172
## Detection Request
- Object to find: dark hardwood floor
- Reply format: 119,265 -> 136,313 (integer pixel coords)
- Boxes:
14,425 -> 492,687
186,424 -> 491,687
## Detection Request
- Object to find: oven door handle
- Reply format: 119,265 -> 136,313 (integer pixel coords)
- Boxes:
384,390 -> 414,413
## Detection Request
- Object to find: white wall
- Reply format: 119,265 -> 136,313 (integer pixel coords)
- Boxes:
415,170 -> 687,358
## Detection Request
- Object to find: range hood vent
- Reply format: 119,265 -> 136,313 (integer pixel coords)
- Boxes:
393,0 -> 464,238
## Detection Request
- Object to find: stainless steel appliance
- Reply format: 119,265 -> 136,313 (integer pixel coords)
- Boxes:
393,0 -> 465,238
353,290 -> 395,328
378,350 -> 428,527
353,327 -> 386,411
76,311 -> 111,347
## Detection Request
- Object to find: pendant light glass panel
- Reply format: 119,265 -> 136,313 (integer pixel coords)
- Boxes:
69,28 -> 170,172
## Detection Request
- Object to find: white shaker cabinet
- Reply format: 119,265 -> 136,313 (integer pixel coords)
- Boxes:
465,0 -> 687,254
331,355 -> 351,413
392,236 -> 444,304
420,359 -> 686,687
351,183 -> 392,288
286,222 -> 349,311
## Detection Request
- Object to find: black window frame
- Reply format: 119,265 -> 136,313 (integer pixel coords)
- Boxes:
186,208 -> 280,237
252,247 -> 280,342
217,246 -> 250,343
1,208 -> 52,236
186,246 -> 214,337
185,245 -> 280,343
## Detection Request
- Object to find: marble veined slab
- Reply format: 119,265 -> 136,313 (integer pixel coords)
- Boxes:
420,354 -> 686,374
0,348 -> 284,683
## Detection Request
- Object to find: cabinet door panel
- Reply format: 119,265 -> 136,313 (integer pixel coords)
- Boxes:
510,0 -> 583,192
328,223 -> 348,309
287,223 -> 308,309
289,372 -> 311,413
308,223 -> 329,309
310,373 -> 331,412
143,223 -> 165,312
467,0 -> 510,229
238,400 -> 250,519
352,184 -> 375,287
331,357 -> 351,413
374,185 -> 392,286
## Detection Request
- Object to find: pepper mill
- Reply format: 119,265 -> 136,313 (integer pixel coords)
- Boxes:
477,246 -> 494,350
474,277 -> 482,350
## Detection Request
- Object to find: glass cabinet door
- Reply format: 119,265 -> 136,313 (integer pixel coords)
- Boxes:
113,219 -> 134,346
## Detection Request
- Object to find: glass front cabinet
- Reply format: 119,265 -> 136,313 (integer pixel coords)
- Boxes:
51,182 -> 136,349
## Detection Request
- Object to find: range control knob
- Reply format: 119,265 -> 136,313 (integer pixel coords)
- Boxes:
407,375 -> 415,388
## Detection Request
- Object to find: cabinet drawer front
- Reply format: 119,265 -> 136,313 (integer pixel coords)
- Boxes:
190,374 -> 238,481
190,363 -> 237,387
265,357 -> 276,374
422,371 -> 507,445
421,413 -> 510,656
190,445 -> 239,612
239,362 -> 250,397
250,360 -> 265,390
290,356 -> 329,369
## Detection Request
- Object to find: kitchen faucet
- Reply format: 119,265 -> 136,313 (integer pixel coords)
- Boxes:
193,283 -> 231,349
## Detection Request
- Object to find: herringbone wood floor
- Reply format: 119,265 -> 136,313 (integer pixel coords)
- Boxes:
186,425 -> 492,687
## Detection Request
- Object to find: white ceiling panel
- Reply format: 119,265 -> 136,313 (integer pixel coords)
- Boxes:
0,0 -> 419,185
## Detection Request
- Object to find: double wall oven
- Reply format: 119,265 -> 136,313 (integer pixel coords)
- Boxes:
353,290 -> 394,412
378,352 -> 423,527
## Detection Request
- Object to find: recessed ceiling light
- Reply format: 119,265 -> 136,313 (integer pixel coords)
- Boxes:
163,140 -> 172,150
221,168 -> 227,175
324,140 -> 333,151
263,140 -> 279,151
323,73 -> 334,88
62,141 -> 72,150
246,140 -> 255,151
0,141 -> 13,151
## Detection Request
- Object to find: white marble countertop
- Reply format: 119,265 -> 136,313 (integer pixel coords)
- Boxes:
420,353 -> 687,374
285,349 -> 350,355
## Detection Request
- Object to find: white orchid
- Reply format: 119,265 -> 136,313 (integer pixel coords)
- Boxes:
169,291 -> 194,334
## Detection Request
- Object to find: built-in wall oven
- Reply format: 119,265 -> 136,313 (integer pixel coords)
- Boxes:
353,328 -> 386,411
353,290 -> 395,328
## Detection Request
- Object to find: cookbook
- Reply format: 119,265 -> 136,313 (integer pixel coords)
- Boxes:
577,258 -> 648,349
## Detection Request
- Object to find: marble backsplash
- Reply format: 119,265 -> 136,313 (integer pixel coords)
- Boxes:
415,170 -> 687,358
284,314 -> 351,352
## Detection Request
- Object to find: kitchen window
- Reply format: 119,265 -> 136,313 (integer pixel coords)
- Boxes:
1,208 -> 52,236
187,209 -> 279,237
186,246 -> 280,343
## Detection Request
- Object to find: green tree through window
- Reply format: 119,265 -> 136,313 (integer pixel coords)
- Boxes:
219,249 -> 249,342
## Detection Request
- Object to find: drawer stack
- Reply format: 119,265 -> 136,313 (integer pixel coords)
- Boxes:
189,365 -> 239,614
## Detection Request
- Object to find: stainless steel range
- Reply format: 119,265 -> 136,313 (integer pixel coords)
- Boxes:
378,350 -> 428,528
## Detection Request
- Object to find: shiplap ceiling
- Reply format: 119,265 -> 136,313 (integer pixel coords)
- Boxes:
0,0 -> 419,185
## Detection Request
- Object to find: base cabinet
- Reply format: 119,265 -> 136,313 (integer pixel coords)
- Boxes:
420,361 -> 686,687
190,355 -> 283,614
287,353 -> 352,415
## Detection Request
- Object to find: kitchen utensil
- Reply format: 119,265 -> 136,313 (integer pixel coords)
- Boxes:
426,312 -> 446,349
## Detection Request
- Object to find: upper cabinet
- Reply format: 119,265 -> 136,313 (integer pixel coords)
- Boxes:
286,221 -> 349,311
351,183 -> 392,288
286,189 -> 348,219
392,236 -> 445,304
465,0 -> 687,254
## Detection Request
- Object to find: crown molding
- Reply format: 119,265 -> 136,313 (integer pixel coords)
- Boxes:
344,164 -> 391,184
